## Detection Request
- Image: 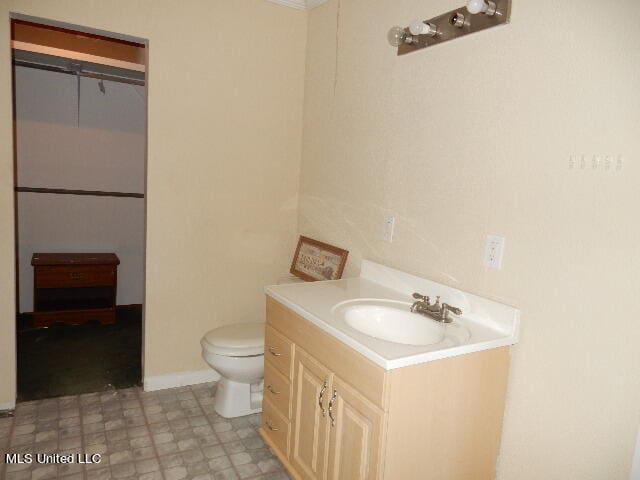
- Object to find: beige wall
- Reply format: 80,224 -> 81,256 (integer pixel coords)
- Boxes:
1,0 -> 637,475
300,0 -> 640,478
0,0 -> 307,404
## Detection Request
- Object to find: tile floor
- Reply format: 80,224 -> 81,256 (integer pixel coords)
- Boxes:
0,383 -> 290,480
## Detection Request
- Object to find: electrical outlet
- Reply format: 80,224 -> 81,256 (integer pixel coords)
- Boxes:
484,234 -> 505,269
381,216 -> 395,243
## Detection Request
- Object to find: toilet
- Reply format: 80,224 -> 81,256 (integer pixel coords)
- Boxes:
201,323 -> 266,418
201,275 -> 304,418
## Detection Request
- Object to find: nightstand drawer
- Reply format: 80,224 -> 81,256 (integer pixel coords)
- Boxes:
35,265 -> 116,288
265,325 -> 293,379
264,361 -> 291,419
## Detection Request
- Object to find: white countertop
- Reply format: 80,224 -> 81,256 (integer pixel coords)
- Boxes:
265,260 -> 520,370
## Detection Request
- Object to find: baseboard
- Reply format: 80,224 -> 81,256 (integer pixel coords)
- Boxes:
631,427 -> 640,480
0,401 -> 16,412
144,369 -> 220,392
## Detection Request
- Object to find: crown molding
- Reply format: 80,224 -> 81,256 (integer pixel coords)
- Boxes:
266,0 -> 328,10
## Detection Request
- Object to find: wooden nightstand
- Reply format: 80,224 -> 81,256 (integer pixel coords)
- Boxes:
31,253 -> 120,328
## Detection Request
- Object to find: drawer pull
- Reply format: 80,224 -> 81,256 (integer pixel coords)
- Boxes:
268,346 -> 282,357
266,420 -> 279,432
328,389 -> 337,427
267,384 -> 280,395
318,381 -> 327,417
69,273 -> 84,279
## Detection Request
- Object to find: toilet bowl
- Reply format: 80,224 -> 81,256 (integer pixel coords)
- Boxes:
201,322 -> 265,418
201,275 -> 304,418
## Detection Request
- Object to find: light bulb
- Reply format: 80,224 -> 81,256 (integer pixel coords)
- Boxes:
409,20 -> 438,37
387,26 -> 409,47
466,0 -> 488,14
466,0 -> 496,15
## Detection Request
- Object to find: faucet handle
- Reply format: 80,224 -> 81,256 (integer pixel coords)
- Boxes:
443,304 -> 462,315
441,303 -> 463,320
412,292 -> 429,302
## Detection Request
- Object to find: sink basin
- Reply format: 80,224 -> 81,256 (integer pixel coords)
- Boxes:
332,299 -> 445,346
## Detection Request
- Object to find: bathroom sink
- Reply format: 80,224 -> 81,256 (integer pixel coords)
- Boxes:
332,299 -> 446,346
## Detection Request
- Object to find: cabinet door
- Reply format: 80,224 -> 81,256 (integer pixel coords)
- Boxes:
291,347 -> 333,480
326,376 -> 384,480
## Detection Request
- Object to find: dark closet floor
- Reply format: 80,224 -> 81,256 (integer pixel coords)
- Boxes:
17,306 -> 142,402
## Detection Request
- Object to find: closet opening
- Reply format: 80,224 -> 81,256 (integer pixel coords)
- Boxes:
10,17 -> 148,401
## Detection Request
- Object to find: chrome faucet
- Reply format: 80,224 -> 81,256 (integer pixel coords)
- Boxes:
410,292 -> 462,323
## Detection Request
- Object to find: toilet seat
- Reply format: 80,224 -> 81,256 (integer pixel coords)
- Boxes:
201,323 -> 265,357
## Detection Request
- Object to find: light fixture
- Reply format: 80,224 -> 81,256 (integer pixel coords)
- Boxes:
387,0 -> 511,56
409,20 -> 438,37
466,0 -> 497,16
387,26 -> 415,47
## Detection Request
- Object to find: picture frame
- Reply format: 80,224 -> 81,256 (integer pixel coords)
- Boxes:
290,236 -> 349,282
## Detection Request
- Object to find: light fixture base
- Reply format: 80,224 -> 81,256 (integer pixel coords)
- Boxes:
395,0 -> 511,56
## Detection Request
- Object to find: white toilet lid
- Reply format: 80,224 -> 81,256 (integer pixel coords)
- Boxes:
201,323 -> 265,356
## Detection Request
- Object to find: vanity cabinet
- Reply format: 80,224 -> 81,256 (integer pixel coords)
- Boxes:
290,347 -> 332,480
288,346 -> 384,480
326,375 -> 384,480
260,296 -> 511,480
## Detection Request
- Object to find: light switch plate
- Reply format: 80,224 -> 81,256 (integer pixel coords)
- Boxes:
484,234 -> 505,269
381,216 -> 395,243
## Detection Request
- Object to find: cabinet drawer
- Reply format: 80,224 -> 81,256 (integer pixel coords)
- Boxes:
264,361 -> 291,419
262,398 -> 290,458
35,265 -> 116,288
265,325 -> 293,379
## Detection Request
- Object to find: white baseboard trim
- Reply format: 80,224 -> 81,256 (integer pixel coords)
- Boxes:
0,401 -> 16,411
631,426 -> 640,480
144,369 -> 220,392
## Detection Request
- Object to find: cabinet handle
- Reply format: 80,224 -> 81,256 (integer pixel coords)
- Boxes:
69,273 -> 83,279
266,420 -> 279,432
318,381 -> 327,417
268,346 -> 282,357
267,384 -> 280,395
328,390 -> 337,427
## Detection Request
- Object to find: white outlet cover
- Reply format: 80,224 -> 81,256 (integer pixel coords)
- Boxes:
484,234 -> 505,269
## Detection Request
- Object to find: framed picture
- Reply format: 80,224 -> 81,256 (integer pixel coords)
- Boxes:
290,236 -> 349,282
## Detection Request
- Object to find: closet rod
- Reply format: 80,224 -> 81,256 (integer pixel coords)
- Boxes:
16,186 -> 144,199
13,60 -> 145,86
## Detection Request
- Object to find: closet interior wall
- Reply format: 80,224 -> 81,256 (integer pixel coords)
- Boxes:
14,64 -> 146,312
